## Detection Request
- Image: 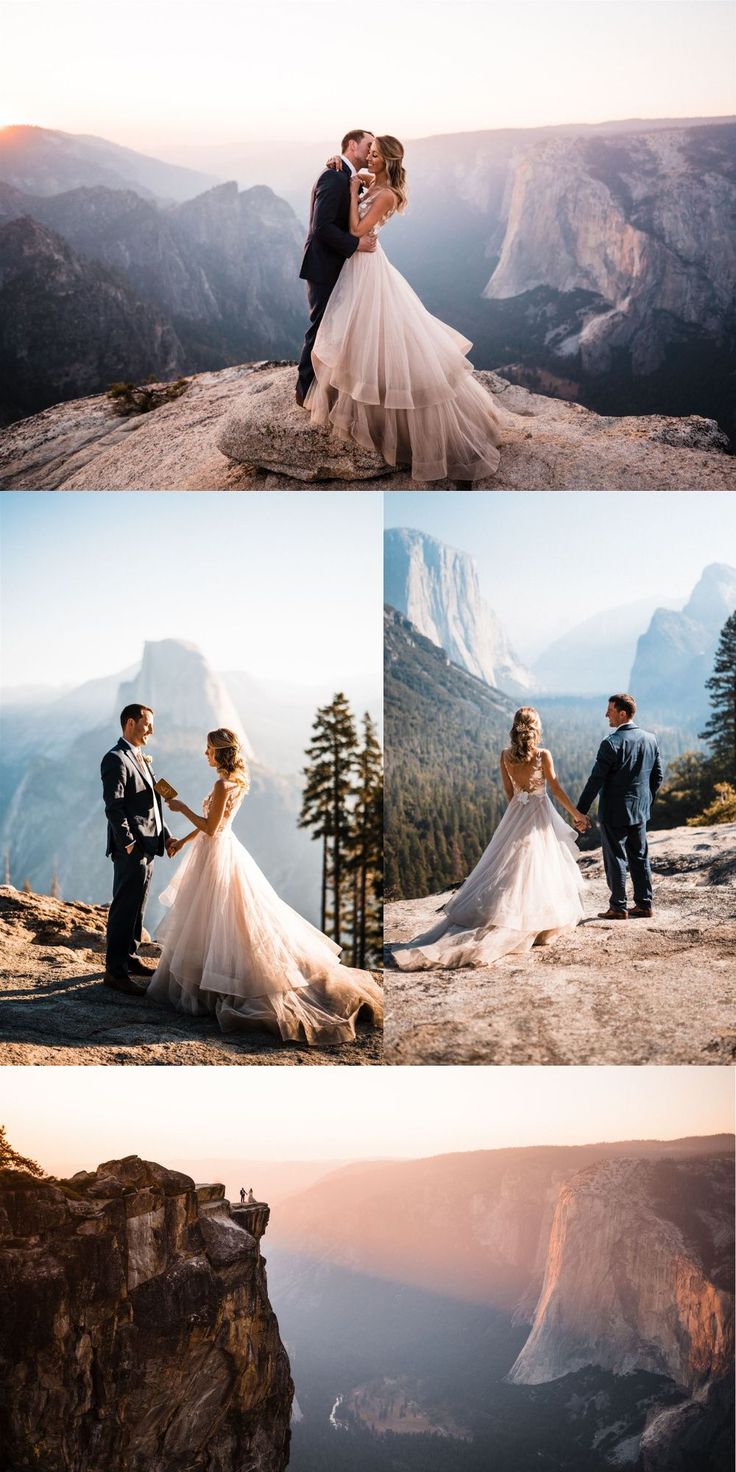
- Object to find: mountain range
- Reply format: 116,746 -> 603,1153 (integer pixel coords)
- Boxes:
0,638 -> 337,927
265,1134 -> 734,1472
1,117 -> 734,430
385,528 -> 735,721
631,563 -> 736,720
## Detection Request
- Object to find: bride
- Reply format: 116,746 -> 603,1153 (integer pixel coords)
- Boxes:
146,728 -> 383,1045
304,134 -> 506,483
390,708 -> 587,970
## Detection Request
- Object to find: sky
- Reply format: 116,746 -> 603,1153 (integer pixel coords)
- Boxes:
2,1 -> 734,148
2,1066 -> 732,1178
1,492 -> 382,691
384,491 -> 736,657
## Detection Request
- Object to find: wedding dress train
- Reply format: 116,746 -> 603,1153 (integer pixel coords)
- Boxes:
304,195 -> 505,482
147,782 -> 382,1044
391,754 -> 585,970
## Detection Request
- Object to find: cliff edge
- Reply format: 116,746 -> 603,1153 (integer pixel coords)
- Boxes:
0,1155 -> 293,1471
1,362 -> 734,491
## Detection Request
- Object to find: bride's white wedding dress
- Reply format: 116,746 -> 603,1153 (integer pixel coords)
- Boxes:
391,752 -> 585,970
304,193 -> 506,482
147,780 -> 383,1044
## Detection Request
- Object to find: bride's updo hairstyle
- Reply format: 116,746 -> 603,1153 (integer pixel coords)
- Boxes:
509,707 -> 542,763
376,135 -> 408,213
208,727 -> 250,791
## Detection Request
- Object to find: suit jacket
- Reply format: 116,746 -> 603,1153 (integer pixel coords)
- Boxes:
101,738 -> 171,859
577,723 -> 663,827
299,161 -> 359,288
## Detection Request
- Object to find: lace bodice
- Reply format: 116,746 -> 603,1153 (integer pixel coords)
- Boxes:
203,780 -> 246,834
358,190 -> 393,234
503,749 -> 546,802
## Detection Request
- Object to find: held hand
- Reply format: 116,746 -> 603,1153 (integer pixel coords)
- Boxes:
166,838 -> 182,857
325,154 -> 342,171
356,235 -> 378,253
572,811 -> 590,833
166,797 -> 185,814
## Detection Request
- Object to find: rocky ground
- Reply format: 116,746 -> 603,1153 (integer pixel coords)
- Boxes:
384,823 -> 736,1066
1,363 -> 734,490
0,888 -> 381,1065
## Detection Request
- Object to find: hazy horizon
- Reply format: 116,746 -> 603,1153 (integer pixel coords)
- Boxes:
2,1066 -> 732,1181
4,1 -> 733,147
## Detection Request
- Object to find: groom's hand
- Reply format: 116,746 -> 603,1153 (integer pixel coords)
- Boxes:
357,236 -> 377,253
166,838 -> 179,857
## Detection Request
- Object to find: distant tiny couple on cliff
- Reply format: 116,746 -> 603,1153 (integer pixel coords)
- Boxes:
391,694 -> 663,970
295,128 -> 506,484
100,704 -> 382,1046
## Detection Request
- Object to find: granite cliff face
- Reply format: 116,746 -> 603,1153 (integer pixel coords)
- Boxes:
384,527 -> 533,693
0,1155 -> 293,1471
629,562 -> 736,718
510,1154 -> 734,1388
484,126 -> 736,378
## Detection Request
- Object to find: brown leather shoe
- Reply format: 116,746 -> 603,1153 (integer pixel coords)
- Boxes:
597,908 -> 628,920
128,956 -> 157,976
104,970 -> 148,996
629,904 -> 653,918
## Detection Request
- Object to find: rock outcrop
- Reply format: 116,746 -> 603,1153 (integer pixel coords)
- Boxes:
2,362 -> 735,491
385,821 -> 736,1066
0,887 -> 382,1066
0,1155 -> 293,1471
384,527 -> 534,692
509,1155 -> 734,1388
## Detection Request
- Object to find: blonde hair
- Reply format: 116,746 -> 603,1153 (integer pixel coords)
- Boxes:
207,728 -> 250,791
375,134 -> 408,214
508,707 -> 542,764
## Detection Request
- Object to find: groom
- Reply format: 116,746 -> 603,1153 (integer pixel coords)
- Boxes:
576,693 -> 663,920
100,704 -> 175,994
295,128 -> 377,406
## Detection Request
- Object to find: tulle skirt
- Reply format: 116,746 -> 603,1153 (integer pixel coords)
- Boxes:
391,792 -> 585,970
147,829 -> 383,1045
305,244 -> 505,482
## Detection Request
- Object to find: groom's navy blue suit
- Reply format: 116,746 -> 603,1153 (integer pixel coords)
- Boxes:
101,738 -> 170,976
577,722 -> 663,911
296,161 -> 359,402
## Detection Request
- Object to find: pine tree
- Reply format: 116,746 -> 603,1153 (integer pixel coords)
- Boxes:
299,694 -> 358,947
700,610 -> 736,781
348,714 -> 383,968
0,1124 -> 44,1178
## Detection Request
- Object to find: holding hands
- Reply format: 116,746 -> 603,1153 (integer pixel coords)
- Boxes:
572,811 -> 591,833
166,837 -> 184,858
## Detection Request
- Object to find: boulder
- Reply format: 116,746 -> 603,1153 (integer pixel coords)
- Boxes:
216,363 -> 389,481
